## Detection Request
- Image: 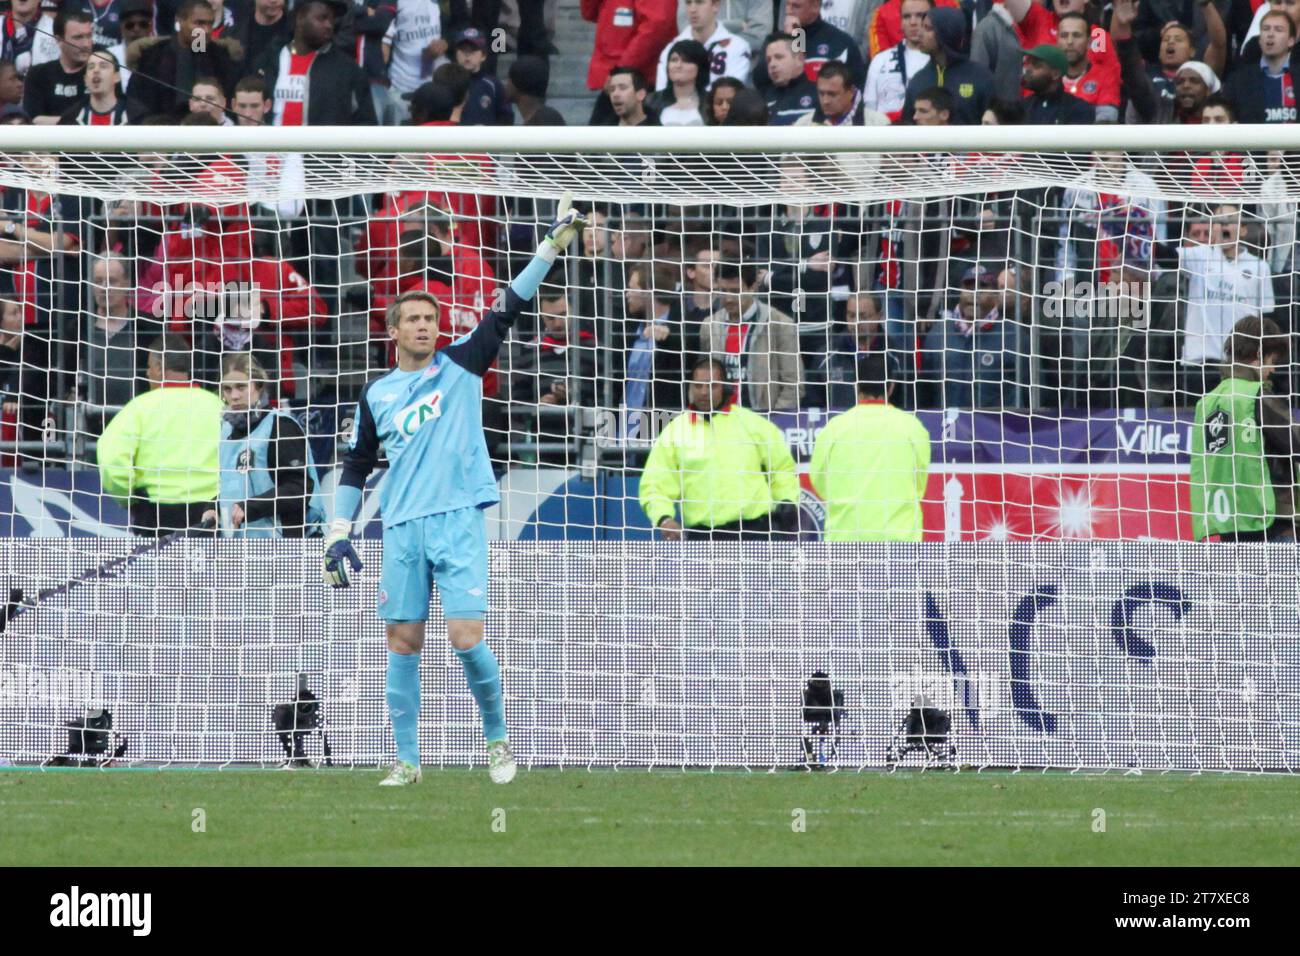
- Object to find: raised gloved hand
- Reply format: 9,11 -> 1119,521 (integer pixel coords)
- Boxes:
541,191 -> 587,256
322,520 -> 363,588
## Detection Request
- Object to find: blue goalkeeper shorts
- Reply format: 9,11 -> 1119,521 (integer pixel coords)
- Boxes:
378,507 -> 489,622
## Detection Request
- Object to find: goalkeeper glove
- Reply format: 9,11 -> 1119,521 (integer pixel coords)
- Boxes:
541,192 -> 587,257
322,520 -> 362,588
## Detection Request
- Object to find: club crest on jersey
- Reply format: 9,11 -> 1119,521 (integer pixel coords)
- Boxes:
397,390 -> 443,437
236,450 -> 253,473
1205,409 -> 1229,454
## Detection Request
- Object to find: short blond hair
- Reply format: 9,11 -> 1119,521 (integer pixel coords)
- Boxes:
386,289 -> 441,329
221,351 -> 269,384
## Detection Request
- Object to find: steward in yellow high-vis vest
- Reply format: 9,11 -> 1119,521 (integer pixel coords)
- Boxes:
640,358 -> 801,540
809,355 -> 931,541
96,335 -> 222,537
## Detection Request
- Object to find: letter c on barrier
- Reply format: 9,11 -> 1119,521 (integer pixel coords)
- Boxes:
1009,585 -> 1058,735
1110,583 -> 1188,661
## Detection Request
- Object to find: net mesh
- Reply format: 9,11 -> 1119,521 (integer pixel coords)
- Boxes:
1,142 -> 1299,771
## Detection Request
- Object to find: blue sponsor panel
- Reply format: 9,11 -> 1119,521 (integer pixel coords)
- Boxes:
516,474 -> 654,541
0,542 -> 1296,771
0,469 -> 131,537
0,468 -> 388,539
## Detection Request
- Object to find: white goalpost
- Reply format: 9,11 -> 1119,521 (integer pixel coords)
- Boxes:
1,126 -> 1298,772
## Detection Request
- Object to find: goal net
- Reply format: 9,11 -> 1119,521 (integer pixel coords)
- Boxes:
1,126 -> 1298,772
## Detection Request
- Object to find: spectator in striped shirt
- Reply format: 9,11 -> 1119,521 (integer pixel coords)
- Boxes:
0,0 -> 60,76
59,47 -> 136,124
864,0 -> 931,122
252,0 -> 376,126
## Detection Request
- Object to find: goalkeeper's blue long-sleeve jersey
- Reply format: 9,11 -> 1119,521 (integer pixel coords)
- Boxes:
335,288 -> 525,529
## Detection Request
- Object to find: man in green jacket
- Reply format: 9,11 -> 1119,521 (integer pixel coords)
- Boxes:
97,334 -> 222,536
810,353 -> 931,542
1190,316 -> 1300,542
640,357 -> 801,540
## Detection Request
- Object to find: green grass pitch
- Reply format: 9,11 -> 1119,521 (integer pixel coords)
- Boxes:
2,768 -> 1296,866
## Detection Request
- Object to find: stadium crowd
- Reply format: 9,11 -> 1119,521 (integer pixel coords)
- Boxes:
1,0 -> 1298,538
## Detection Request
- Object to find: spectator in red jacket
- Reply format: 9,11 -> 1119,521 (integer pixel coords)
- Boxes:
1057,11 -> 1118,122
356,181 -> 492,296
136,137 -> 253,333
244,253 -> 326,399
191,252 -> 325,397
1003,0 -> 1119,97
581,0 -> 677,123
367,208 -> 498,392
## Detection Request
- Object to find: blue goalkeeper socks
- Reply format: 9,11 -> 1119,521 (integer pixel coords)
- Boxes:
455,640 -> 507,744
386,650 -> 421,766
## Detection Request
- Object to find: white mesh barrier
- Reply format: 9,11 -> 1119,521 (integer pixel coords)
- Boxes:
1,541 -> 1297,771
2,128 -> 1300,771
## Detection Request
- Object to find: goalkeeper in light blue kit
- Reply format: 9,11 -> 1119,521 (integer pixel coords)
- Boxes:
322,196 -> 587,786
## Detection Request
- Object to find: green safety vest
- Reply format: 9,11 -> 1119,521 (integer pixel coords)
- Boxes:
97,384 -> 222,505
1190,377 -> 1272,539
639,404 -> 801,530
809,401 -> 931,542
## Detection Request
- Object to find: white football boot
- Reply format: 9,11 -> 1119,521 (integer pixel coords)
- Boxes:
379,761 -> 422,786
487,741 -> 517,784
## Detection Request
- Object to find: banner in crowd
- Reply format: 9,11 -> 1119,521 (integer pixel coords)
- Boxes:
0,410 -> 1195,540
1,541 -> 1294,771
